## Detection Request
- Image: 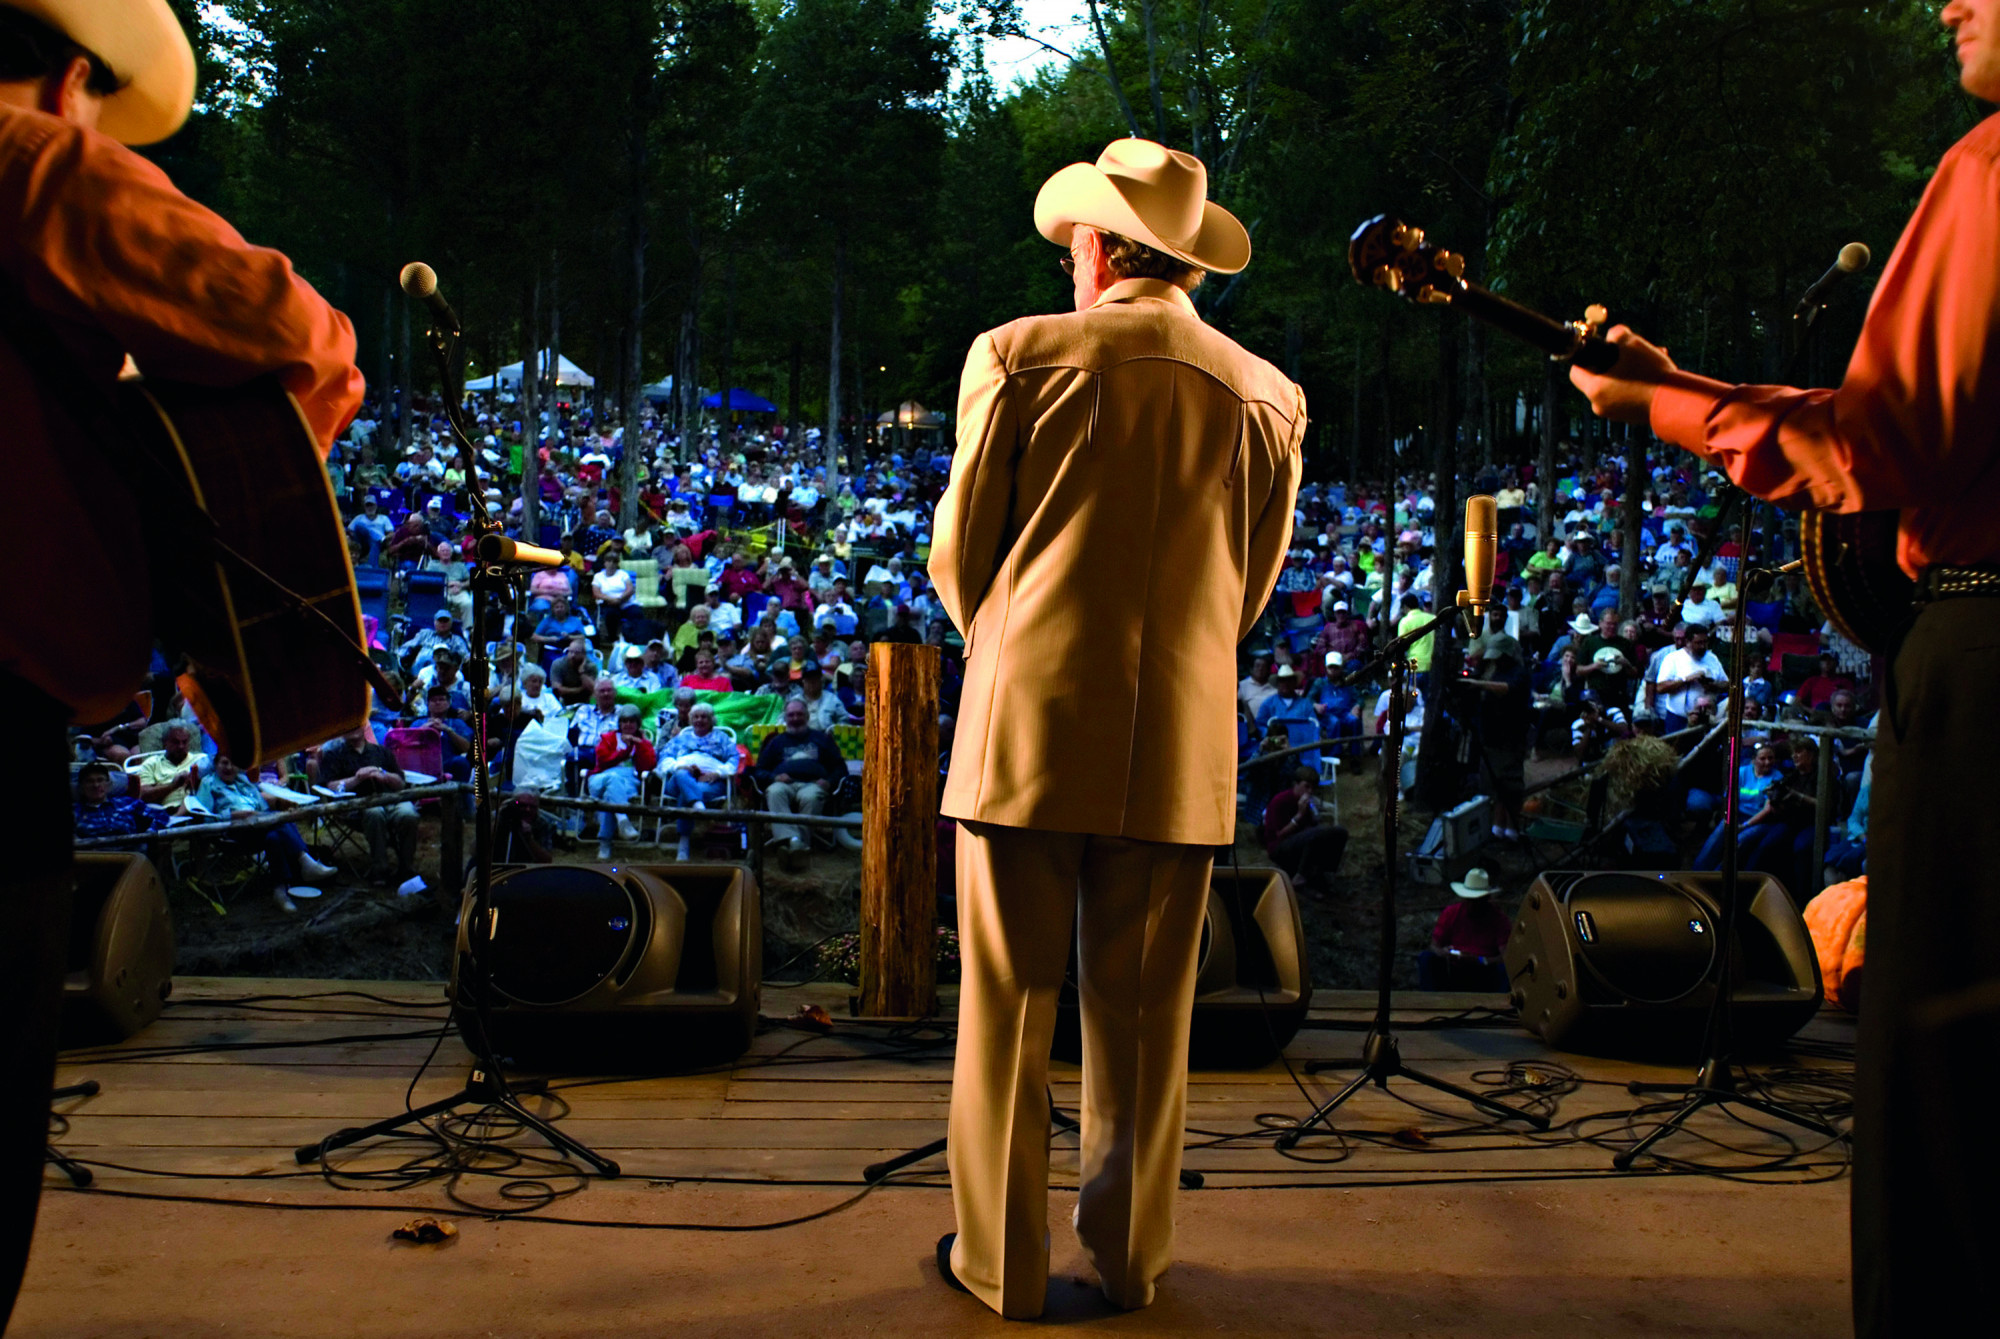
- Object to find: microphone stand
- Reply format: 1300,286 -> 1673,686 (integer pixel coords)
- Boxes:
294,280 -> 619,1177
1609,565 -> 1838,1167
1277,605 -> 1548,1148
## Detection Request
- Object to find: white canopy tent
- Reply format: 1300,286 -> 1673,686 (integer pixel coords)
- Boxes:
464,350 -> 595,390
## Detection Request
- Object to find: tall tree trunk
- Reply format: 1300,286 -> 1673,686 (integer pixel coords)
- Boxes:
1378,320 -> 1393,484
825,233 -> 845,503
1580,401 -> 1597,480
1620,425 -> 1643,618
1469,319 -> 1490,468
1140,0 -> 1167,140
548,249 -> 563,411
1085,0 -> 1144,136
396,295 -> 412,454
378,283 -> 393,438
1349,340 -> 1362,500
520,278 -> 540,538
620,109 -> 646,533
787,337 -> 803,448
718,252 -> 736,447
1538,361 -> 1558,543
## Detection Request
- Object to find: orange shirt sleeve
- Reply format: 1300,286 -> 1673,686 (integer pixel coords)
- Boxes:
1649,114 -> 2000,573
0,106 -> 363,453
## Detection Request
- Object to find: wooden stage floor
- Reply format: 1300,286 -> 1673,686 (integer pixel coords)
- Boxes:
15,979 -> 1860,1337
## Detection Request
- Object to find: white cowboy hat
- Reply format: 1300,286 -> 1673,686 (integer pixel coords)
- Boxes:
1568,612 -> 1597,636
1450,868 -> 1498,900
1034,137 -> 1251,275
11,0 -> 194,145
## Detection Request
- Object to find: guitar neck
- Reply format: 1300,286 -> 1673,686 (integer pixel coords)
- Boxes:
1449,282 -> 1621,374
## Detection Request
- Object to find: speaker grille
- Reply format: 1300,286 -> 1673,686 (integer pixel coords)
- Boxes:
1564,872 -> 1716,1005
485,866 -> 639,1007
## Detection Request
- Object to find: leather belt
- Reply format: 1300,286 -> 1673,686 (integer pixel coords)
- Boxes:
1915,565 -> 2000,601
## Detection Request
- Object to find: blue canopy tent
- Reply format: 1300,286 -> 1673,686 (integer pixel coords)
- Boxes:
703,388 -> 779,414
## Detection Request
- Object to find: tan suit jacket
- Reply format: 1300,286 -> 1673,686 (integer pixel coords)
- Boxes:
930,278 -> 1304,846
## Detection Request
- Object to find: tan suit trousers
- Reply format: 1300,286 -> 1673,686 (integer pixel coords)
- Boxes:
947,820 -> 1214,1319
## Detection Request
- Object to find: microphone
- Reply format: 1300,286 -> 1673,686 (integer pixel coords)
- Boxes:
476,534 -> 565,570
1457,495 -> 1497,637
1793,243 -> 1871,319
399,261 -> 461,336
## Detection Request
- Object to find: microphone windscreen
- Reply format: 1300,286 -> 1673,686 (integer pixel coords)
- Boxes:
399,261 -> 438,299
1836,242 -> 1871,274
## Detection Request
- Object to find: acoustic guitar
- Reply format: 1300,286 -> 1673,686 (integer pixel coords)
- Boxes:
123,376 -> 386,765
1347,216 -> 1914,653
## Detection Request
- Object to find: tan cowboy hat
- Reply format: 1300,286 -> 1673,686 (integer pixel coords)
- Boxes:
1450,868 -> 1498,900
1034,137 -> 1250,276
9,0 -> 195,145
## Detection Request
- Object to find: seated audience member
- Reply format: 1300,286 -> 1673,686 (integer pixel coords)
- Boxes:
72,764 -> 168,838
672,603 -> 714,659
412,687 -> 473,782
1419,868 -> 1512,990
592,552 -> 635,643
1254,665 -> 1322,775
1260,767 -> 1349,894
640,638 -> 681,691
402,609 -> 469,675
194,755 -> 338,912
611,646 -> 663,695
681,649 -> 733,692
657,702 -> 739,861
316,726 -> 420,887
1694,738 -> 1824,894
510,664 -> 562,725
348,496 -> 393,566
549,636 -> 599,706
1798,652 -> 1858,713
792,660 -> 853,731
526,560 -> 573,614
1238,654 -> 1278,717
1305,653 -> 1362,756
754,655 -> 795,698
135,725 -> 209,808
875,603 -> 923,644
754,697 -> 847,853
568,679 -> 624,763
410,648 -> 473,716
533,594 -> 594,650
585,705 -> 657,861
493,791 -> 554,864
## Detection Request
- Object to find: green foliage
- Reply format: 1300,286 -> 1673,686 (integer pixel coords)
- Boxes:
143,0 -> 1982,476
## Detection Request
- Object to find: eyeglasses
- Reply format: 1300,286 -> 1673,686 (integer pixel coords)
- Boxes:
1058,256 -> 1077,276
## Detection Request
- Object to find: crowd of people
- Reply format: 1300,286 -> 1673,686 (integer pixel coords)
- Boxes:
74,381 -> 1872,933
1238,444 -> 1878,927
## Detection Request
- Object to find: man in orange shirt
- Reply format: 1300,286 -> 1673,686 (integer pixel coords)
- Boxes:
1572,5 -> 2000,1331
0,3 -> 362,1326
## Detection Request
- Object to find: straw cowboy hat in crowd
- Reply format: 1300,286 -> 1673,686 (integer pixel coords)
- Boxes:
1033,137 -> 1251,275
7,0 -> 195,144
1451,868 -> 1498,900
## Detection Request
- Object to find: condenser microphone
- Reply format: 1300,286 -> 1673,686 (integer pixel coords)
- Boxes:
1793,243 -> 1871,319
1457,494 -> 1497,625
399,261 -> 461,337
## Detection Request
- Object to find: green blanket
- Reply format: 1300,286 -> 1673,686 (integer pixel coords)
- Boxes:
614,686 -> 782,735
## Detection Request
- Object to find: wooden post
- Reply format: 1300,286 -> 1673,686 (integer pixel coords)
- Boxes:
859,642 -> 940,1017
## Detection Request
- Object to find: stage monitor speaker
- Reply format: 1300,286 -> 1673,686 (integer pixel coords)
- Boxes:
63,852 -> 175,1046
1504,869 -> 1822,1057
1055,865 -> 1313,1070
451,862 -> 760,1069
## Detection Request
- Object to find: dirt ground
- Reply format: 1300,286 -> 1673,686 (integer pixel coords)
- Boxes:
165,745 -> 1580,994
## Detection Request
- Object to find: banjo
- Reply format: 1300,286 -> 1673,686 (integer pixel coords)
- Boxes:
1346,216 -> 1913,653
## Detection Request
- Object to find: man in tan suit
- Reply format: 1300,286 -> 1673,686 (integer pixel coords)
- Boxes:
929,138 -> 1304,1319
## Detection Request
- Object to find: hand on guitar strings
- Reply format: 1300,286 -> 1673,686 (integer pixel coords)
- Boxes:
1568,324 -> 1681,425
